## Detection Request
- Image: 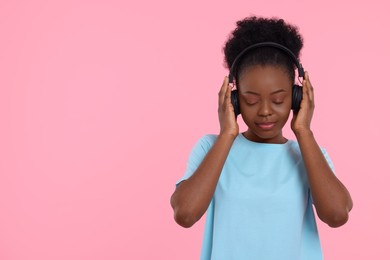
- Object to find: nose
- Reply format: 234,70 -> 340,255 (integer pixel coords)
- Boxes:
257,100 -> 272,117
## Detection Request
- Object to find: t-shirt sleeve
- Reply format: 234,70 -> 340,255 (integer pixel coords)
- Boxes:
309,147 -> 336,204
321,147 -> 335,174
175,134 -> 217,188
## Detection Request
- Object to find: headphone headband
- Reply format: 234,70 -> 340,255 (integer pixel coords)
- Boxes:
228,41 -> 304,84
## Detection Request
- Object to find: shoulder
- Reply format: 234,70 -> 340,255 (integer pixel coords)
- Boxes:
186,134 -> 219,156
288,139 -> 329,154
201,133 -> 218,143
193,134 -> 218,151
288,139 -> 335,170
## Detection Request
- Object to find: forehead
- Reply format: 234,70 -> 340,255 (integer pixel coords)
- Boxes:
238,65 -> 292,93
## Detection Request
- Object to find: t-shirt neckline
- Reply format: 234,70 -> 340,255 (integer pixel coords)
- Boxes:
238,132 -> 292,148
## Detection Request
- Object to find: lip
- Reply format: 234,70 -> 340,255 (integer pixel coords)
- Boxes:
256,122 -> 276,130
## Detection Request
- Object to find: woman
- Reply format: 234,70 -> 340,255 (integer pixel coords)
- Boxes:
170,16 -> 353,260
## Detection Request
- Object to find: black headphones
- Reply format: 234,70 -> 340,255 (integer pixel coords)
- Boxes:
229,42 -> 305,117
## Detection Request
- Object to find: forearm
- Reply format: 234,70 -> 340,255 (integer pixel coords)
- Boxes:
170,133 -> 236,227
296,130 -> 353,227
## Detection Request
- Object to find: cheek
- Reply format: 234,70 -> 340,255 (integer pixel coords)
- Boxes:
276,105 -> 292,124
239,103 -> 258,117
274,105 -> 291,121
239,105 -> 256,125
273,102 -> 291,113
274,96 -> 292,114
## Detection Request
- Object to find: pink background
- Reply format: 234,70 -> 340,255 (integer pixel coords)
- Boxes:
1,0 -> 389,259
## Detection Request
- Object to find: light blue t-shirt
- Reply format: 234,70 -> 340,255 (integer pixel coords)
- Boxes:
175,133 -> 335,260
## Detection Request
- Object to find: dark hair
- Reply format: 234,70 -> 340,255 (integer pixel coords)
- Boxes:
222,16 -> 304,86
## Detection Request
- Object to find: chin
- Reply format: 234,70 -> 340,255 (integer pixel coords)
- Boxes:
248,128 -> 282,143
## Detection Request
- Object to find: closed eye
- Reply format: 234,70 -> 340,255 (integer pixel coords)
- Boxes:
272,96 -> 286,105
245,100 -> 258,105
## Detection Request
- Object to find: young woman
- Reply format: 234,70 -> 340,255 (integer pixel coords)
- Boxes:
170,16 -> 353,260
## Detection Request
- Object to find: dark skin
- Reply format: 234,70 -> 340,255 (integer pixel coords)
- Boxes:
170,65 -> 353,228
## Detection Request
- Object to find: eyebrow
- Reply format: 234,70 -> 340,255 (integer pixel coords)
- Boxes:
243,89 -> 287,96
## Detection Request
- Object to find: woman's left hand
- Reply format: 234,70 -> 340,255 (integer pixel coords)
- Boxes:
291,71 -> 314,135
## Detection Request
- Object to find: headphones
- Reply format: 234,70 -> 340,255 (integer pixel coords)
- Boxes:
229,42 -> 305,117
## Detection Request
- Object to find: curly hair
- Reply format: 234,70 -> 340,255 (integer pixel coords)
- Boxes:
222,16 -> 304,86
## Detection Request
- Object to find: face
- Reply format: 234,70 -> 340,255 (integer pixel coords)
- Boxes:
238,65 -> 292,144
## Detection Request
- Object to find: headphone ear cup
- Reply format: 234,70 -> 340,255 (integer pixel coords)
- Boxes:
291,84 -> 302,112
231,89 -> 240,117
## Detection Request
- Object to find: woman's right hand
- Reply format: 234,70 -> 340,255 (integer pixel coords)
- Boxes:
218,76 -> 239,138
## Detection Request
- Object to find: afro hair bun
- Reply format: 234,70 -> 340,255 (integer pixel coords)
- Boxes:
223,16 -> 304,70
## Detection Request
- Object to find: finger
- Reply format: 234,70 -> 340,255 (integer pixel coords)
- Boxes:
225,80 -> 231,100
224,83 -> 233,111
302,77 -> 309,100
223,76 -> 230,106
292,110 -> 298,118
219,76 -> 228,107
305,71 -> 314,102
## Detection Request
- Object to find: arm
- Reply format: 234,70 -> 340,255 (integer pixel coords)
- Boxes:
291,71 -> 353,228
170,133 -> 235,228
170,76 -> 239,228
296,130 -> 353,227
